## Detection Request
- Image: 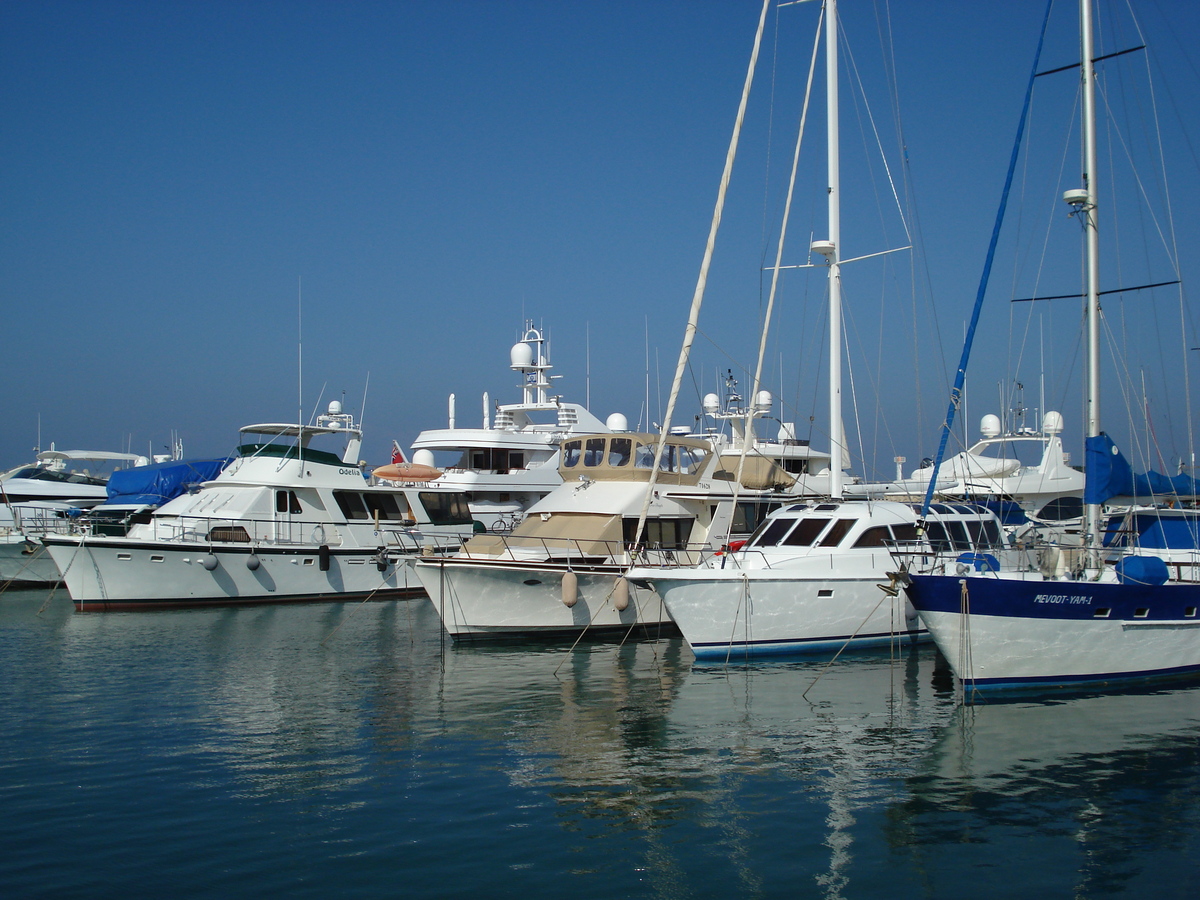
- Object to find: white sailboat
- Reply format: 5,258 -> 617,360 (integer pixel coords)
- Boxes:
631,0 -> 1011,660
904,0 -> 1200,697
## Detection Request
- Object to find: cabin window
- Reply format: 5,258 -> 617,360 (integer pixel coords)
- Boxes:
509,453 -> 524,470
1037,496 -> 1083,522
945,521 -> 971,550
634,442 -> 657,469
733,501 -> 782,535
750,517 -> 796,548
364,492 -> 408,521
562,441 -> 582,468
623,517 -> 693,550
963,520 -> 988,549
584,438 -> 606,467
853,526 -> 893,548
783,518 -> 830,547
334,491 -> 370,520
925,523 -> 951,552
418,492 -> 474,526
275,490 -> 302,514
209,526 -> 251,543
891,523 -> 919,543
609,438 -> 632,467
680,446 -> 708,474
818,519 -> 855,547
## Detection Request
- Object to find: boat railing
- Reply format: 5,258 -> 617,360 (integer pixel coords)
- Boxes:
4,509 -> 79,536
454,533 -> 713,567
76,513 -> 458,551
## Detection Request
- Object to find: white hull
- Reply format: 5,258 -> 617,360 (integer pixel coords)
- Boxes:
43,537 -> 427,609
643,566 -> 922,660
906,571 -> 1200,692
919,606 -> 1200,688
0,536 -> 59,585
414,557 -> 672,639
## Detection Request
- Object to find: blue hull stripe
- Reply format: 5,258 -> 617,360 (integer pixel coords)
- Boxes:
691,630 -> 925,660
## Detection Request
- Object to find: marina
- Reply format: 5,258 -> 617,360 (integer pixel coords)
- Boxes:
5,0 -> 1200,894
1,588 -> 1198,898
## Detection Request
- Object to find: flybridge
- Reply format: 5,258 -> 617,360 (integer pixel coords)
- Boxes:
236,400 -> 364,467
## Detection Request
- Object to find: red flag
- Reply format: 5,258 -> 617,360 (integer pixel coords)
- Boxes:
391,440 -> 407,465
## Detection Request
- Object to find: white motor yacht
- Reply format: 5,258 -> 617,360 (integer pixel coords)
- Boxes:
42,401 -> 475,610
409,322 -> 620,532
1,449 -> 149,586
633,498 -> 1017,661
414,430 -> 793,640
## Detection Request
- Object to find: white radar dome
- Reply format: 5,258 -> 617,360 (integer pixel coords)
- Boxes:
412,449 -> 435,468
755,390 -> 773,413
328,400 -> 342,415
605,413 -> 629,432
510,342 -> 534,369
980,414 -> 1002,438
703,393 -> 720,414
1042,410 -> 1064,435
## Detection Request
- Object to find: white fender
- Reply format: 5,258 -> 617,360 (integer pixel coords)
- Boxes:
561,570 -> 579,608
613,577 -> 630,612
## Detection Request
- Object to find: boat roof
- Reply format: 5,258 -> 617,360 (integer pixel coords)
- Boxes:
238,423 -> 360,439
37,450 -> 146,463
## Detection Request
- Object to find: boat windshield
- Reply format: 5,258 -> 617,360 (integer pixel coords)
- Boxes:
2,466 -> 108,486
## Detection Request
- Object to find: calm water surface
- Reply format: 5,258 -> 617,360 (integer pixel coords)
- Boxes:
1,588 -> 1198,898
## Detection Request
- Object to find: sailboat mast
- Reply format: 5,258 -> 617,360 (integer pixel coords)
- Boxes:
1081,0 -> 1102,549
826,0 -> 843,499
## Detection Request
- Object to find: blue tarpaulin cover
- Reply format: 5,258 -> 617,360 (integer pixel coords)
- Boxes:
104,458 -> 231,506
1085,433 -> 1199,504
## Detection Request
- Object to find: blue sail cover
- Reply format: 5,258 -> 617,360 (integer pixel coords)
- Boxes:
104,458 -> 231,506
1085,433 -> 1199,503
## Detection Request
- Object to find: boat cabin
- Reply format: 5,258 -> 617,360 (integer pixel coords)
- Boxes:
558,433 -> 714,486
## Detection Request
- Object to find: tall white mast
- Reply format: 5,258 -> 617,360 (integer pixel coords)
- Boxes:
1081,0 -> 1102,552
815,0 -> 843,499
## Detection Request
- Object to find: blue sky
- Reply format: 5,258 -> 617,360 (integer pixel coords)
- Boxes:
4,0 -> 1199,481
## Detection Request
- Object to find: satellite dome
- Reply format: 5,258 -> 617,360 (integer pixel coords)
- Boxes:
328,400 -> 342,415
412,449 -> 435,467
755,390 -> 773,413
1042,410 -> 1064,435
703,393 -> 720,414
605,413 -> 629,432
510,342 -> 534,369
980,414 -> 1002,438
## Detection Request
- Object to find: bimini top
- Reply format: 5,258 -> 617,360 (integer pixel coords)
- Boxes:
559,433 -> 714,486
238,423 -> 361,440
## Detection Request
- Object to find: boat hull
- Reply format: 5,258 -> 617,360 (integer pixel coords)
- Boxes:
414,557 -> 674,639
0,536 -> 59,586
907,573 -> 1200,693
42,537 -> 426,610
641,568 -> 923,660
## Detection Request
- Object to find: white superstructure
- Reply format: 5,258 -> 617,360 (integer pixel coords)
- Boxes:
409,322 -> 617,532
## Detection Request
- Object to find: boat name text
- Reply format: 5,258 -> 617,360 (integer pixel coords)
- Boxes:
1033,593 -> 1090,605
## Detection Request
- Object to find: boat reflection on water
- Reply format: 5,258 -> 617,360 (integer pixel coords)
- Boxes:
8,591 -> 1199,897
422,627 -> 959,894
894,687 -> 1200,897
